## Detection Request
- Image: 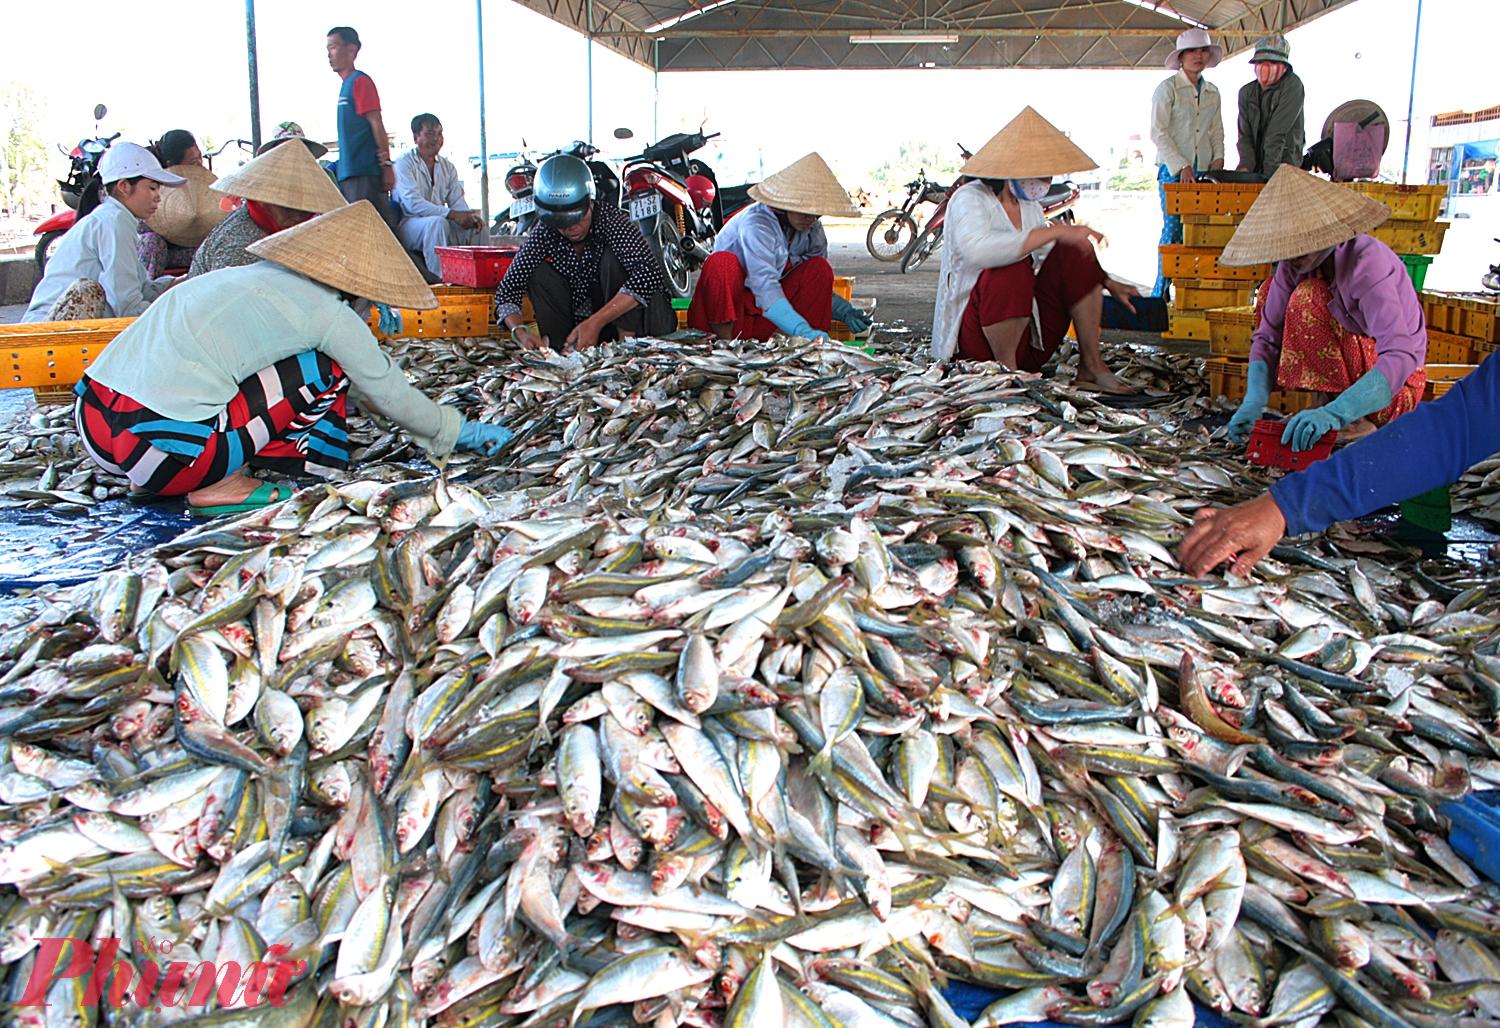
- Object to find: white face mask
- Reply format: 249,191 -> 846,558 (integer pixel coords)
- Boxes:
1010,178 -> 1053,202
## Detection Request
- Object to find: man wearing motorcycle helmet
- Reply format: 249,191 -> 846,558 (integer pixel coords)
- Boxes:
494,154 -> 674,350
687,152 -> 869,341
930,107 -> 1138,394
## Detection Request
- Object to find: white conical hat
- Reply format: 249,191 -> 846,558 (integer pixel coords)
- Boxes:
1221,165 -> 1390,266
212,141 -> 346,215
248,201 -> 437,309
748,153 -> 859,217
146,164 -> 229,247
961,106 -> 1098,180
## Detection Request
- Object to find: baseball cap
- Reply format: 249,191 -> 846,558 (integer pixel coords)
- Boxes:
99,142 -> 187,186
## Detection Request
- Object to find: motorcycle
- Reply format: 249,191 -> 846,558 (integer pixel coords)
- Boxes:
901,166 -> 1081,273
866,169 -> 950,262
1483,240 -> 1500,292
618,128 -> 724,298
33,104 -> 117,274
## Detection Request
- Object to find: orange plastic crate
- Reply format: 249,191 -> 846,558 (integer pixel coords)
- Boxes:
1163,182 -> 1263,216
1425,329 -> 1474,364
1159,245 -> 1269,282
1207,306 -> 1256,357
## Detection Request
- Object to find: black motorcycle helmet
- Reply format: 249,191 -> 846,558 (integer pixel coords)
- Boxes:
534,154 -> 595,229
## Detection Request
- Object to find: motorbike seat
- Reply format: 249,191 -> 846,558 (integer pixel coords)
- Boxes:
1042,182 -> 1074,201
642,133 -> 698,163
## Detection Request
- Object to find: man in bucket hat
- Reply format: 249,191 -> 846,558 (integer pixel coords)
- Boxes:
687,153 -> 869,342
1150,28 -> 1225,297
1220,165 -> 1428,452
71,202 -> 513,515
929,106 -> 1139,394
1236,34 -> 1305,177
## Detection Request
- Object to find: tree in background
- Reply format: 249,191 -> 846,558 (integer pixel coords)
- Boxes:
1,82 -> 51,216
866,140 -> 966,201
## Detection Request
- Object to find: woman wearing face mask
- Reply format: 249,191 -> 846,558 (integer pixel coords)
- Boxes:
1222,165 -> 1428,452
25,143 -> 186,322
71,201 -> 513,516
930,107 -> 1139,393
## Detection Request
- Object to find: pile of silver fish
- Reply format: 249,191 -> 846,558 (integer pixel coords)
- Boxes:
0,335 -> 1499,1027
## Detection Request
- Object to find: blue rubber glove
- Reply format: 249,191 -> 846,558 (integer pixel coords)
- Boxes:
831,294 -> 871,334
375,303 -> 404,337
763,298 -> 829,342
1280,368 -> 1393,452
1440,794 -> 1500,885
1227,360 -> 1271,444
455,418 -> 514,456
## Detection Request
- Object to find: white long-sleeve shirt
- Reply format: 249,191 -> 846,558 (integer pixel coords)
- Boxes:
84,262 -> 461,456
393,150 -> 472,220
1151,71 -> 1225,175
24,197 -> 173,322
930,180 -> 1049,363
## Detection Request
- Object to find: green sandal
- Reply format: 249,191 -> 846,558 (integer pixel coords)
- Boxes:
189,480 -> 296,518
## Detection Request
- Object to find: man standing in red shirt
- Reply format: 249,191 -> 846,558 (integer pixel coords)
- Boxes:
327,26 -> 399,231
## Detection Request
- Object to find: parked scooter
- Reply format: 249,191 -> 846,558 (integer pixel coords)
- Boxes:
617,128 -> 724,298
492,139 -> 623,237
866,169 -> 951,262
33,104 -> 117,274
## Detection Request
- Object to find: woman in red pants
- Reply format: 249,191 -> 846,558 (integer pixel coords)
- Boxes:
688,153 -> 867,341
930,107 -> 1139,393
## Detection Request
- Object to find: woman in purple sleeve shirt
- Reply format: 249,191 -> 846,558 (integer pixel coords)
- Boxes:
1221,166 -> 1428,453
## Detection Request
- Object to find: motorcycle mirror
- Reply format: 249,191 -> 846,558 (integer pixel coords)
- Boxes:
613,128 -> 634,140
93,104 -> 107,121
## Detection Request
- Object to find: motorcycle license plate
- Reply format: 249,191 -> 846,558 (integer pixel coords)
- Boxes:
628,193 -> 661,221
510,195 -> 536,217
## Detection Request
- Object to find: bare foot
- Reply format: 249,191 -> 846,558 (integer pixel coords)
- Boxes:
186,472 -> 269,509
1074,368 -> 1136,395
1336,418 -> 1378,445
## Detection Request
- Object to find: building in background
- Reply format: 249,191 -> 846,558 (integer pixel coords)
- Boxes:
1427,104 -> 1500,216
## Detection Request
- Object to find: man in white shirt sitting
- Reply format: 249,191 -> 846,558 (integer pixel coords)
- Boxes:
393,113 -> 488,280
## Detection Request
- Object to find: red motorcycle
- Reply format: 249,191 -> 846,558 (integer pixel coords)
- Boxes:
899,145 -> 1081,274
619,129 -> 725,299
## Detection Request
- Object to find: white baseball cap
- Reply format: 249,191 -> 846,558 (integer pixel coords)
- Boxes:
99,142 -> 187,186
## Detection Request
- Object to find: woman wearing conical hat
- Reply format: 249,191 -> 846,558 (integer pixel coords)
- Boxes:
187,135 -> 347,278
687,153 -> 870,341
72,201 -> 514,516
930,107 -> 1139,393
1221,165 -> 1428,452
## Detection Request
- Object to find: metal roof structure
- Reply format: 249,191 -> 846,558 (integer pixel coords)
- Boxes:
510,0 -> 1356,71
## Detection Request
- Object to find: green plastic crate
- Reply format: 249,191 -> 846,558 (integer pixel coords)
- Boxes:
1400,253 -> 1433,291
670,298 -> 691,310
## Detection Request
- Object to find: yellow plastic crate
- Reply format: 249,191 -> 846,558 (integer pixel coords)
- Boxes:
1183,222 -> 1236,248
1206,306 -> 1256,357
1424,362 -> 1477,382
1205,357 -> 1247,400
1163,182 -> 1263,217
1425,329 -> 1475,364
1347,182 -> 1446,221
0,317 -> 135,392
834,276 -> 854,301
1422,292 -> 1459,333
1458,297 -> 1500,343
1371,220 -> 1449,255
1267,389 -> 1322,414
368,297 -> 490,340
1166,311 -> 1212,341
1476,340 -> 1498,361
1175,278 -> 1253,311
1160,245 -> 1269,282
1425,379 -> 1456,400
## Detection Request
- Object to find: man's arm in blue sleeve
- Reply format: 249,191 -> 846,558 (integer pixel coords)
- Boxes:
1269,353 -> 1500,535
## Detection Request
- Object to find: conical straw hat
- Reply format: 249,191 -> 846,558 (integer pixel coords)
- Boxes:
748,153 -> 859,217
961,107 -> 1098,180
248,201 -> 437,309
146,164 -> 229,247
1220,165 -> 1389,266
212,141 -> 346,215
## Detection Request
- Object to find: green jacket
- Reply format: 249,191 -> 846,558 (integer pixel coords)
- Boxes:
1237,70 -> 1306,176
